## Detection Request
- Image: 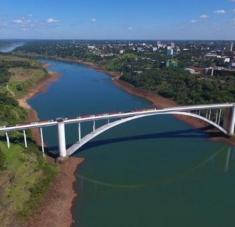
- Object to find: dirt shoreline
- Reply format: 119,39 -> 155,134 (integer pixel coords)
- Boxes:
26,157 -> 84,227
54,56 -> 235,147
18,55 -> 235,227
18,70 -> 60,144
17,66 -> 84,227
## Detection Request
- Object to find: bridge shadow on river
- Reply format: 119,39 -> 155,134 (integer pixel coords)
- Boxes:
46,126 -> 224,157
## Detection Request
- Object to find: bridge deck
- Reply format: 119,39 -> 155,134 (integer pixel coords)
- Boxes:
0,103 -> 234,132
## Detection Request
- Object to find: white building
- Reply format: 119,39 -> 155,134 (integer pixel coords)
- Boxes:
230,42 -> 234,52
152,47 -> 158,52
167,46 -> 174,56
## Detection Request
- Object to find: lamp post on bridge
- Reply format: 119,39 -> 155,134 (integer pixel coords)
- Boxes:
57,118 -> 67,158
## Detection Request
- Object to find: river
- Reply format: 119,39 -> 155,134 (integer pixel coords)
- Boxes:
29,59 -> 235,227
0,41 -> 24,53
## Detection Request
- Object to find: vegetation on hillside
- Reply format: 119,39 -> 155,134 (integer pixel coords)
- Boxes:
0,53 -> 58,226
122,68 -> 235,105
15,40 -> 235,105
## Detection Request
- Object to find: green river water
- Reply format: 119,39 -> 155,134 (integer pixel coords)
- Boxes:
29,59 -> 235,227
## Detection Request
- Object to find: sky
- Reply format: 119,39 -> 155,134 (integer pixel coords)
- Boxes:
0,0 -> 235,40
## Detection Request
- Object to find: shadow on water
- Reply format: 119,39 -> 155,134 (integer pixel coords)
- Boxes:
45,126 -> 224,157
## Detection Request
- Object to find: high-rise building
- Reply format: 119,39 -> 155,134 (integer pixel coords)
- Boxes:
167,46 -> 174,56
230,42 -> 234,52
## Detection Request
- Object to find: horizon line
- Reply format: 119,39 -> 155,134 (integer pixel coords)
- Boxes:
1,38 -> 235,42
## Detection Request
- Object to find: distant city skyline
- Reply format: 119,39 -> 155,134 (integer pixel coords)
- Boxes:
1,0 -> 235,40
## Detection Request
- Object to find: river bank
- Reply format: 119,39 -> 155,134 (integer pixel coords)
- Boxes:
26,157 -> 84,227
16,64 -> 84,227
18,69 -> 60,144
14,55 -> 235,227
37,56 -> 235,146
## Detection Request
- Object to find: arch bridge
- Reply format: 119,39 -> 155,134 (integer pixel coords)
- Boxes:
0,103 -> 235,158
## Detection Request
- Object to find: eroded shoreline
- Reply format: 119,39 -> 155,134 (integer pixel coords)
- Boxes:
17,65 -> 84,227
18,70 -> 60,144
26,157 -> 84,227
19,56 -> 235,227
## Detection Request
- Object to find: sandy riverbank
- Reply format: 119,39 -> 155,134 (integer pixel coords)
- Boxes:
113,79 -> 235,146
62,57 -> 235,146
39,56 -> 235,146
16,66 -> 84,227
26,157 -> 84,227
17,55 -> 235,227
17,70 -> 60,144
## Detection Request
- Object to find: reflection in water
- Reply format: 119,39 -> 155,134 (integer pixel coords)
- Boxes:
76,146 -> 235,189
224,147 -> 232,173
29,59 -> 235,227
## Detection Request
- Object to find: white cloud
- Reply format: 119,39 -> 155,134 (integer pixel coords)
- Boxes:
47,18 -> 59,23
12,17 -> 40,31
13,19 -> 24,24
13,17 -> 31,26
190,19 -> 198,23
200,14 -> 209,19
91,18 -> 96,23
214,9 -> 226,14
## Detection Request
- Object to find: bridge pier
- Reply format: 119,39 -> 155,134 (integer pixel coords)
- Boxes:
93,120 -> 96,132
57,119 -> 67,158
229,106 -> 235,136
40,128 -> 45,157
78,123 -> 81,142
5,132 -> 10,148
23,130 -> 28,148
223,106 -> 235,136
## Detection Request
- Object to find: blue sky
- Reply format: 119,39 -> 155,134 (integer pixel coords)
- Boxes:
1,0 -> 235,40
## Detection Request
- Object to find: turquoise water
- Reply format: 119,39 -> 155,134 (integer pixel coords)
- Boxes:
29,59 -> 235,227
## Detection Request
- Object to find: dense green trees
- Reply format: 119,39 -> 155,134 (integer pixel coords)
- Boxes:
106,54 -> 137,72
0,68 -> 10,85
122,68 -> 235,105
15,40 -> 235,105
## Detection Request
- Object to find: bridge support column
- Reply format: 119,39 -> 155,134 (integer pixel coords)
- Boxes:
93,120 -> 96,132
78,123 -> 81,142
229,106 -> 235,136
23,130 -> 28,148
5,132 -> 10,149
40,128 -> 45,157
218,109 -> 222,125
223,106 -> 235,136
57,119 -> 67,158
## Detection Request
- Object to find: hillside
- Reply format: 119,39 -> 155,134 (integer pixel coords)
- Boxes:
0,54 -> 58,226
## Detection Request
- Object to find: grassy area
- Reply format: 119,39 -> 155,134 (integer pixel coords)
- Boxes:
0,53 -> 59,226
0,142 -> 58,226
8,67 -> 47,98
0,54 -> 48,98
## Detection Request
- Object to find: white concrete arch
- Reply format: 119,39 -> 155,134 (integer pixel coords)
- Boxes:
67,111 -> 227,156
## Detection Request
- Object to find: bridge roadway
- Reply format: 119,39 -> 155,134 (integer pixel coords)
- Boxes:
0,103 -> 234,132
0,103 -> 235,157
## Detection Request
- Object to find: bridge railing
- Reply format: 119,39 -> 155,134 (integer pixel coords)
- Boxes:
0,103 -> 234,158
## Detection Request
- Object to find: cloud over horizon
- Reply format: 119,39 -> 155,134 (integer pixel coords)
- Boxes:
1,0 -> 235,40
47,18 -> 60,24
